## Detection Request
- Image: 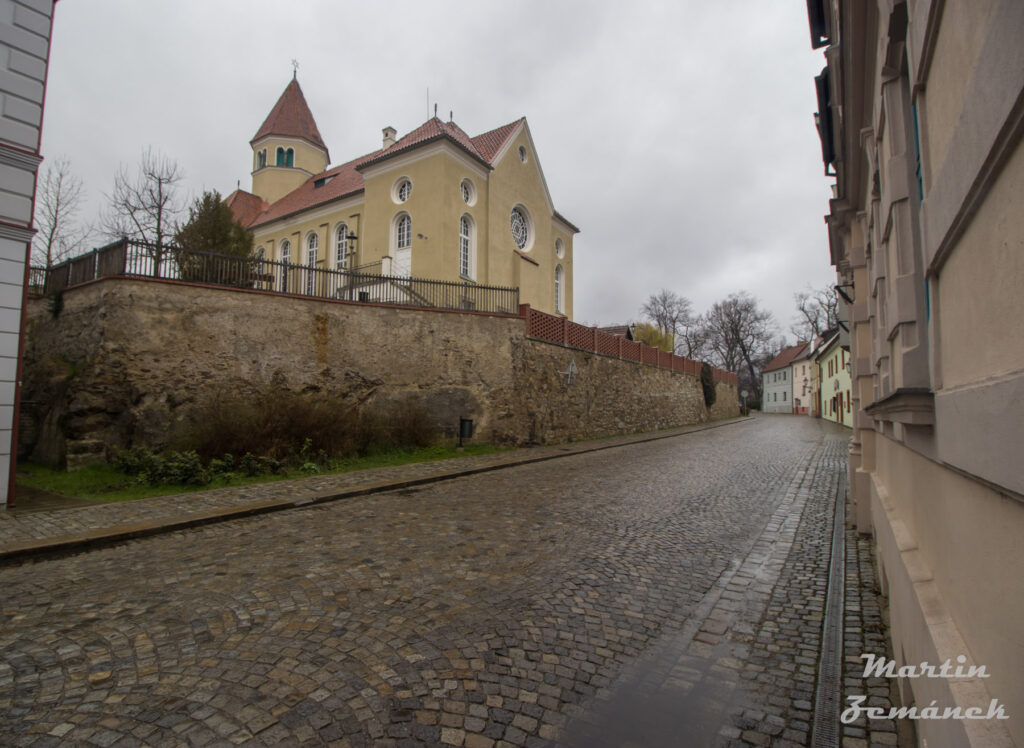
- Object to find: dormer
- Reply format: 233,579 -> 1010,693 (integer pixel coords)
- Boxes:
250,77 -> 330,204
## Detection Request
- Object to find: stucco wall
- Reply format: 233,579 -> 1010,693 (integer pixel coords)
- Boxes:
21,279 -> 737,466
1,0 -> 55,503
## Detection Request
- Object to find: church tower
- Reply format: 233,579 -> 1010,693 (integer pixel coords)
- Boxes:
250,76 -> 329,204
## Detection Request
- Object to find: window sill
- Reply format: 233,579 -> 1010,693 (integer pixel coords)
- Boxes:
514,249 -> 539,266
864,387 -> 934,425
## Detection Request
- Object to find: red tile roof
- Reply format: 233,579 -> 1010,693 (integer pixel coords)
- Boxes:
357,117 -> 492,170
763,342 -> 810,373
251,78 -> 328,157
248,153 -> 376,228
225,189 -> 268,228
471,119 -> 523,162
244,115 -> 563,231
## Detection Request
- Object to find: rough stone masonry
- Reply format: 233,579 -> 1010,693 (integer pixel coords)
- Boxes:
20,279 -> 738,467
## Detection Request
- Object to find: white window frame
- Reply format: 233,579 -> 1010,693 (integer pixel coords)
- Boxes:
335,223 -> 350,269
395,214 -> 411,250
459,214 -> 475,280
510,205 -> 532,251
305,232 -> 319,295
393,177 -> 412,204
555,264 -> 564,314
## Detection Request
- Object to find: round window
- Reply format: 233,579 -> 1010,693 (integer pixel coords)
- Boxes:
555,238 -> 565,258
518,146 -> 528,163
510,207 -> 530,250
393,178 -> 412,203
460,179 -> 475,205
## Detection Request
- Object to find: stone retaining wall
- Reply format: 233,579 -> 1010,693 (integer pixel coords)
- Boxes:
21,280 -> 738,466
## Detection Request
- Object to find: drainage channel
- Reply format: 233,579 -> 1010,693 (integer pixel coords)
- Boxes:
811,459 -> 848,747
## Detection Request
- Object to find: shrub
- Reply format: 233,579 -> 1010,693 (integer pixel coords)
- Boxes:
170,386 -> 437,463
158,451 -> 207,486
239,452 -> 262,477
115,446 -> 163,477
700,362 -> 717,408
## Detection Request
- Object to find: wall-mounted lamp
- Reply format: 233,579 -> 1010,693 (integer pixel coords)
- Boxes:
835,283 -> 855,304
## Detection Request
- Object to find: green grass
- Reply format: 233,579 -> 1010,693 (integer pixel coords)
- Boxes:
17,443 -> 507,503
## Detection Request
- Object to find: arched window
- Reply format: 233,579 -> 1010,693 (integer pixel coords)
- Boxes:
392,214 -> 412,277
554,264 -> 564,314
257,150 -> 267,169
306,232 -> 318,263
276,147 -> 285,166
286,148 -> 294,168
279,239 -> 291,293
459,215 -> 474,280
305,232 -> 318,295
396,215 -> 411,250
335,223 -> 350,269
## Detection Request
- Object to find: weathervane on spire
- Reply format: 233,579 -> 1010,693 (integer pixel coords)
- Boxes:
291,59 -> 299,80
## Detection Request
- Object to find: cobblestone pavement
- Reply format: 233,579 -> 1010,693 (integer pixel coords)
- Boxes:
0,421 -> 740,558
0,415 -> 898,747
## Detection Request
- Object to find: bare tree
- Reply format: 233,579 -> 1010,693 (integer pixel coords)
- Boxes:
791,285 -> 840,341
703,291 -> 777,400
32,157 -> 91,268
677,313 -> 711,360
641,289 -> 693,336
641,288 -> 710,357
103,148 -> 185,273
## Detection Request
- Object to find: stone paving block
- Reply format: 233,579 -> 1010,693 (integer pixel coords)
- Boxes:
0,418 -> 900,747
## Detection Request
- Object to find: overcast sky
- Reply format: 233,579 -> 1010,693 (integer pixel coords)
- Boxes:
40,0 -> 834,340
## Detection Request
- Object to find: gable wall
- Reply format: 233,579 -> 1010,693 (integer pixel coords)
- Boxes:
486,129 -> 571,317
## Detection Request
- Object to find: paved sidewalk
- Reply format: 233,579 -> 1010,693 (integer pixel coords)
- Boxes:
0,418 -> 747,562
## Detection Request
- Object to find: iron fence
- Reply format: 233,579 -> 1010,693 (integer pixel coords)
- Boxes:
28,266 -> 46,295
35,239 -> 520,315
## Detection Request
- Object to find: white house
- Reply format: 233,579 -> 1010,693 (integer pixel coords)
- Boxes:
761,343 -> 808,413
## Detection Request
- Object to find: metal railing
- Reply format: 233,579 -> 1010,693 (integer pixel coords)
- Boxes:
28,266 -> 46,295
35,239 -> 520,315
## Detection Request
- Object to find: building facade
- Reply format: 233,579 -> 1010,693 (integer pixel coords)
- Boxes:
228,79 -> 578,318
809,1 -> 1023,744
814,332 -> 850,427
0,0 -> 55,505
761,343 -> 807,413
790,344 -> 814,415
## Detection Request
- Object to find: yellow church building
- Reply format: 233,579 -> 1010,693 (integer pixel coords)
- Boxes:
227,77 -> 578,318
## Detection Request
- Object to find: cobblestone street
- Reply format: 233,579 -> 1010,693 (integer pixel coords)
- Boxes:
0,416 -> 897,747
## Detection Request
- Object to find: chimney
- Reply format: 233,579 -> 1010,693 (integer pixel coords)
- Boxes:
382,126 -> 397,149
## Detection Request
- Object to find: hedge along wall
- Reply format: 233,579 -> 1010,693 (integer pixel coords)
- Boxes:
21,279 -> 739,467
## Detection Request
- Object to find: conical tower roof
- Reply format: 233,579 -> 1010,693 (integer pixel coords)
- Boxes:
251,78 -> 328,157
